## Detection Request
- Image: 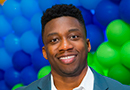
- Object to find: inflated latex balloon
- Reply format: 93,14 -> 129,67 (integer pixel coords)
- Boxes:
96,42 -> 120,69
0,38 -> 3,48
77,6 -> 93,25
0,6 -> 3,14
86,24 -> 104,51
12,16 -> 31,36
87,52 -> 94,66
0,15 -> 12,37
20,66 -> 37,85
32,48 -> 50,71
106,19 -> 130,46
31,12 -> 42,36
20,31 -> 39,54
38,35 -> 44,49
2,0 -> 21,19
120,41 -> 130,69
38,65 -> 51,79
0,48 -> 13,71
0,69 -> 4,80
110,0 -> 121,4
38,0 -> 59,11
108,64 -> 130,85
4,33 -> 21,54
95,0 -> 119,26
12,50 -> 32,71
12,83 -> 24,90
21,0 -> 41,19
4,67 -> 20,87
0,80 -> 10,90
119,0 -> 130,24
59,0 -> 80,6
80,0 -> 103,10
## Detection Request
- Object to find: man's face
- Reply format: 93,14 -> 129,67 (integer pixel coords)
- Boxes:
42,16 -> 90,77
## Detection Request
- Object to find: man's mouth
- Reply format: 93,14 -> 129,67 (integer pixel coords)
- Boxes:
59,55 -> 76,64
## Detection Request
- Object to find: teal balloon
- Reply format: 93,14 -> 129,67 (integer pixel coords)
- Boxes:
20,31 -> 39,54
2,0 -> 21,19
12,16 -> 31,36
4,33 -> 21,54
0,15 -> 12,37
0,48 -> 13,70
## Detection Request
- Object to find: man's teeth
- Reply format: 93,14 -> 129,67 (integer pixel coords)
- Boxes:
60,56 -> 75,60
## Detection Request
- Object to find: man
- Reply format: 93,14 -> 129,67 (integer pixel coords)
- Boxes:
16,4 -> 130,90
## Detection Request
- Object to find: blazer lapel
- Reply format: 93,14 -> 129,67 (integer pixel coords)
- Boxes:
37,73 -> 51,90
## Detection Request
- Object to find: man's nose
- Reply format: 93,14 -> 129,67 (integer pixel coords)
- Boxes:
59,38 -> 73,52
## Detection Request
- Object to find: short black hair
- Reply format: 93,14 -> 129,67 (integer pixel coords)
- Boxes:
41,4 -> 86,41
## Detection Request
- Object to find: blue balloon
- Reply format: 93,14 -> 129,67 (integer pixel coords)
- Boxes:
0,38 -> 4,48
12,16 -> 31,36
4,33 -> 21,54
86,24 -> 104,51
12,50 -> 32,71
119,0 -> 130,24
4,67 -> 21,87
20,31 -> 39,54
77,6 -> 93,25
0,48 -> 13,71
95,0 -> 120,26
2,0 -> 21,19
38,0 -> 59,11
20,66 -> 37,85
0,69 -> 4,80
38,35 -> 44,49
110,0 -> 121,4
80,0 -> 103,10
0,80 -> 10,90
32,48 -> 50,71
20,0 -> 41,19
31,12 -> 42,36
0,6 -> 3,14
0,15 -> 12,37
59,0 -> 81,6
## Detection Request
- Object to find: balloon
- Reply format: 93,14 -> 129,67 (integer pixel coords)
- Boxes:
106,19 -> 130,46
0,0 -> 6,6
4,33 -> 21,54
2,0 -> 21,19
0,48 -> 13,71
0,6 -> 3,14
87,52 -> 94,66
86,24 -> 104,51
12,50 -> 32,71
0,15 -> 12,37
20,31 -> 39,54
0,69 -> 4,80
31,12 -> 42,36
119,0 -> 130,24
12,16 -> 31,36
12,83 -> 24,90
20,66 -> 37,85
80,0 -> 103,10
108,64 -> 130,85
0,80 -> 10,90
4,67 -> 21,87
0,38 -> 3,48
110,0 -> 121,4
59,0 -> 81,6
77,6 -> 93,25
120,41 -> 130,69
38,0 -> 59,11
32,48 -> 50,71
95,0 -> 120,26
20,0 -> 41,19
38,65 -> 51,79
38,35 -> 44,49
96,42 -> 120,69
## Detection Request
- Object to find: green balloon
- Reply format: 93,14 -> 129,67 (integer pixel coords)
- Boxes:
108,64 -> 130,85
120,41 -> 130,69
87,52 -> 94,66
106,19 -> 130,46
38,65 -> 51,79
96,42 -> 120,69
12,83 -> 24,90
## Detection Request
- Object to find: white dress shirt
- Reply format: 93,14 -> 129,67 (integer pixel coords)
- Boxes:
51,66 -> 94,90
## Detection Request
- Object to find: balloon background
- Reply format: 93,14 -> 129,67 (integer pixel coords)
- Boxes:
0,0 -> 130,89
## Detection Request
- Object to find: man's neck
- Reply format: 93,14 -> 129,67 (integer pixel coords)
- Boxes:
52,66 -> 88,90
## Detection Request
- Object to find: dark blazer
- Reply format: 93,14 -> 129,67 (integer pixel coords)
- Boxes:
16,68 -> 130,90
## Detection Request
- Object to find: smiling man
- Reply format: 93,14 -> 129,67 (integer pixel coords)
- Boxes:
16,4 -> 130,90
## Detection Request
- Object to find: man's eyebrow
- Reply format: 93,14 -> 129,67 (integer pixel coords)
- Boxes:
68,29 -> 79,32
47,32 -> 58,37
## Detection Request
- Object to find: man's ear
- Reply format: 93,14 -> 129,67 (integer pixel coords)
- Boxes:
86,39 -> 91,52
42,46 -> 48,60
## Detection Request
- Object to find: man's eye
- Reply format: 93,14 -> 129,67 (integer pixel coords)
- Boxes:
71,35 -> 79,39
50,38 -> 59,43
